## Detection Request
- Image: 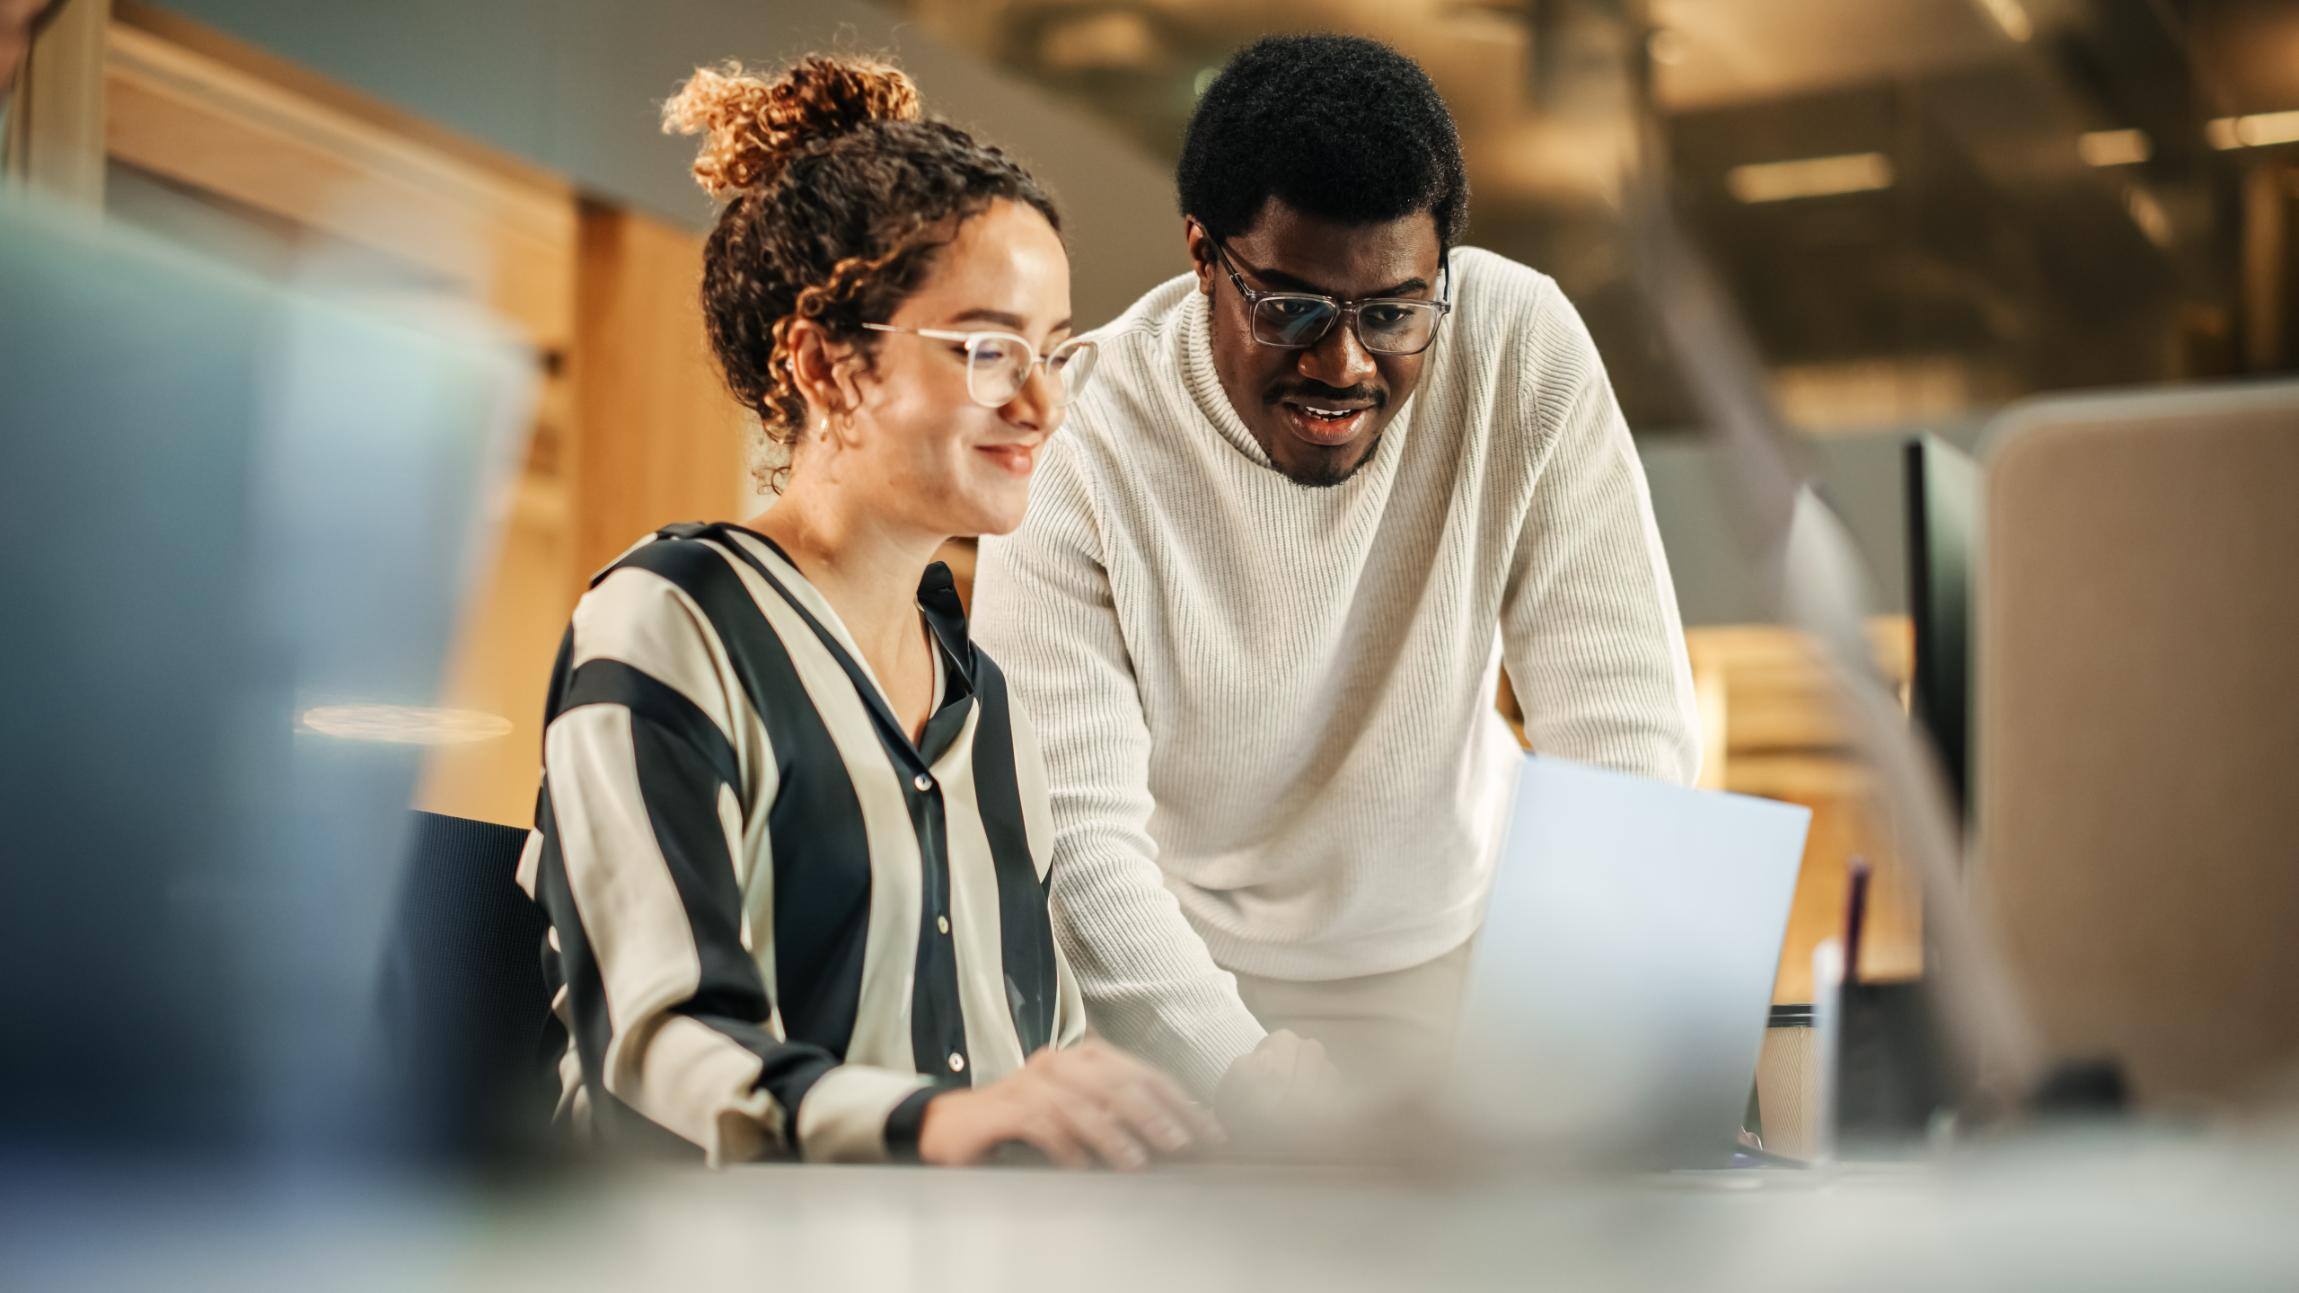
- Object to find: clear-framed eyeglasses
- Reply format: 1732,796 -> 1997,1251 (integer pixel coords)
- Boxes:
860,323 -> 1100,408
1208,238 -> 1452,356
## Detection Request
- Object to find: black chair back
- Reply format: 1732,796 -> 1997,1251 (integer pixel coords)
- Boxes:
377,810 -> 563,1159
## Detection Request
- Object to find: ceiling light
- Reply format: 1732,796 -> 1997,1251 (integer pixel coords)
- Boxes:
1036,10 -> 1160,76
2207,110 -> 2299,150
1972,0 -> 2033,43
2077,129 -> 2151,167
1726,152 -> 1895,204
2122,186 -> 2172,248
298,704 -> 514,746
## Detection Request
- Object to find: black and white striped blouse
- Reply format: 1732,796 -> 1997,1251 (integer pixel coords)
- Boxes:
516,521 -> 1084,1164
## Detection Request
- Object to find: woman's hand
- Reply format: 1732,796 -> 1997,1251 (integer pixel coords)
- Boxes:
916,1039 -> 1224,1169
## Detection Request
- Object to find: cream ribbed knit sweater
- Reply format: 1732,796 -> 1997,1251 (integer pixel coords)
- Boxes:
972,248 -> 1700,1095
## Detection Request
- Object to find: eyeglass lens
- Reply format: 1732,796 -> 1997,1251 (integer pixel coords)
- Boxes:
1249,297 -> 1442,355
966,337 -> 1098,407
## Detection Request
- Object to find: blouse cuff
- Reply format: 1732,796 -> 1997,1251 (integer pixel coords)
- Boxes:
793,1065 -> 939,1163
882,1085 -> 944,1163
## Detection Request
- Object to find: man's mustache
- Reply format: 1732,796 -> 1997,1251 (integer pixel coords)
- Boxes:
1266,382 -> 1386,407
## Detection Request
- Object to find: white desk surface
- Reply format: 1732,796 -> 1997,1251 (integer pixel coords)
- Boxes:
8,1126 -> 2299,1291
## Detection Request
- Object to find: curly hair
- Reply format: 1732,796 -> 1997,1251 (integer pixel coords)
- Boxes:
663,56 -> 1062,491
1177,34 -> 1467,249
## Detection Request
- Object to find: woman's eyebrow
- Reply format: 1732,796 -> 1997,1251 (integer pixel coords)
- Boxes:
944,308 -> 1074,334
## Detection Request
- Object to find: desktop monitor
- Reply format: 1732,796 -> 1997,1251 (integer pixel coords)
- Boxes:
1903,434 -> 1979,825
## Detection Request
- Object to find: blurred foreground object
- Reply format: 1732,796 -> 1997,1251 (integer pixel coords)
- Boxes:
1975,379 -> 2299,1110
1625,165 -> 2045,1118
11,1123 -> 2299,1290
0,192 -> 530,1160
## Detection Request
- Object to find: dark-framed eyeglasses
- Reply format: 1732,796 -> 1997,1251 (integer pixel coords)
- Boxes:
1207,236 -> 1452,356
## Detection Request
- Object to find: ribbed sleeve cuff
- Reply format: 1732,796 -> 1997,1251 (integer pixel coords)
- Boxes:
1127,994 -> 1268,1099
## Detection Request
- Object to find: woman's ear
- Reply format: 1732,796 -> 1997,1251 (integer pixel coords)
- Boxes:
784,319 -> 872,449
783,318 -> 845,422
825,351 -> 868,431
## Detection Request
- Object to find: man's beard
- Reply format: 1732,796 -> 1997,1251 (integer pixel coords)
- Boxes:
1276,436 -> 1382,488
1207,305 -> 1386,488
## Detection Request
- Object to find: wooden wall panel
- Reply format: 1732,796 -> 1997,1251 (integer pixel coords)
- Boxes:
104,22 -> 574,352
571,200 -> 751,581
420,202 -> 751,825
5,0 -> 110,202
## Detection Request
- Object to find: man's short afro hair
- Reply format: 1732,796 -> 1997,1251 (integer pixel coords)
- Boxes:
1177,33 -> 1467,248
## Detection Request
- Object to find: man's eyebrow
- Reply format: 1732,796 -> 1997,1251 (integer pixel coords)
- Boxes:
1247,263 -> 1340,296
1242,263 -> 1431,300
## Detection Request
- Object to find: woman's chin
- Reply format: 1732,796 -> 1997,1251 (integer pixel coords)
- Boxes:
929,499 -> 1026,544
968,501 -> 1030,538
951,479 -> 1033,538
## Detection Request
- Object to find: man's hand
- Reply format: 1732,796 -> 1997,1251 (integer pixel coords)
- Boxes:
917,1039 -> 1224,1169
1214,1030 -> 1348,1146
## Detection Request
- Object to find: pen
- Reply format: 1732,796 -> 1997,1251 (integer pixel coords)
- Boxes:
1842,856 -> 1872,988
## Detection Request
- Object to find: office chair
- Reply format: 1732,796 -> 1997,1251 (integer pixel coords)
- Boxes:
377,810 -> 563,1159
1975,379 -> 2299,1109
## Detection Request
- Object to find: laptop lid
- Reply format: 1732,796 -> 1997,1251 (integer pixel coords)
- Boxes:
1453,757 -> 1810,1165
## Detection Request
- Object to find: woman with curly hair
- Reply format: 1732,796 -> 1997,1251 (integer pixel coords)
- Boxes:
518,54 -> 1215,1168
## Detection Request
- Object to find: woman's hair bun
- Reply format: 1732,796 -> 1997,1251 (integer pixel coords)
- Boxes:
662,55 -> 922,198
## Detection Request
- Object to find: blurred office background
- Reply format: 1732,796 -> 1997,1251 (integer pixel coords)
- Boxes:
7,0 -> 2294,1028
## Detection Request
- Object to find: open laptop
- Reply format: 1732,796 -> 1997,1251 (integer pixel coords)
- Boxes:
1452,756 -> 1811,1167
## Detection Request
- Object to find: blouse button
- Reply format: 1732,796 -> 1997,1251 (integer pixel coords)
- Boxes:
947,1051 -> 966,1074
937,915 -> 951,935
913,773 -> 934,793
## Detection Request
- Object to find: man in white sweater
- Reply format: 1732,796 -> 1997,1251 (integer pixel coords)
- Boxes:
973,34 -> 1701,1106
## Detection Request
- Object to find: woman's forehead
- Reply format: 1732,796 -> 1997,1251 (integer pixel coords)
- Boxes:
902,201 -> 1071,330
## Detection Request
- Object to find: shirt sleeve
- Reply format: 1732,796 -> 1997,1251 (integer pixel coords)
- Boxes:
1498,287 -> 1703,785
527,566 -> 939,1164
973,443 -> 1268,1098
